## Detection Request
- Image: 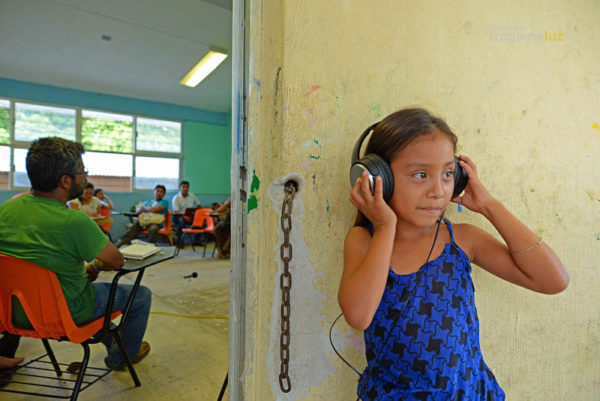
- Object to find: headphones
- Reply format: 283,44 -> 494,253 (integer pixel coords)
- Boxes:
350,123 -> 469,202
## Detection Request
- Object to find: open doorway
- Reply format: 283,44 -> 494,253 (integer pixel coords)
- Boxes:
0,0 -> 238,400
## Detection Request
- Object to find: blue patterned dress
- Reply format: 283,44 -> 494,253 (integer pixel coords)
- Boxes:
358,221 -> 505,401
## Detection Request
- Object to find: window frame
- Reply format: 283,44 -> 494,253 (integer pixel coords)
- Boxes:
0,97 -> 184,191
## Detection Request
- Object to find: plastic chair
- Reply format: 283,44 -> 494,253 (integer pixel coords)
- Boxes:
0,254 -> 145,400
140,210 -> 172,245
99,206 -> 112,241
179,208 -> 216,257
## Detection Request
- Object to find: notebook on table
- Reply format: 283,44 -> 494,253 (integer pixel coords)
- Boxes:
119,244 -> 162,260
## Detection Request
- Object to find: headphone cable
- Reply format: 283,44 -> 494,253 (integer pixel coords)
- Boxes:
329,312 -> 362,377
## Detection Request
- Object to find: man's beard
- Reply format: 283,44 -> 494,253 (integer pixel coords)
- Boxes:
69,180 -> 85,199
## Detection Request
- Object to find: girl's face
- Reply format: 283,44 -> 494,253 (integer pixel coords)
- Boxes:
83,187 -> 93,201
95,190 -> 104,199
388,128 -> 455,227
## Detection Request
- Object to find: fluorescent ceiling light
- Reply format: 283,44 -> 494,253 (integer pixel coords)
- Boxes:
180,50 -> 228,87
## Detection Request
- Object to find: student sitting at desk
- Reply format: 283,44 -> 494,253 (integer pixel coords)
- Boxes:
0,137 -> 152,371
94,187 -> 114,210
68,182 -> 102,217
115,185 -> 169,247
171,180 -> 201,246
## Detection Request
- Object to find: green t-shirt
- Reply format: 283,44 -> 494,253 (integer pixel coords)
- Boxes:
0,194 -> 108,326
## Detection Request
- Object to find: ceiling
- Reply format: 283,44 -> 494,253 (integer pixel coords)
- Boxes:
0,0 -> 233,114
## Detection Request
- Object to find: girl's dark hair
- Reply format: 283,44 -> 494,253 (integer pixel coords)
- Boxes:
354,107 -> 458,227
93,188 -> 103,196
79,183 -> 95,202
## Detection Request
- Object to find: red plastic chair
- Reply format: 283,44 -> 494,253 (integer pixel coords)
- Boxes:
99,206 -> 112,233
0,254 -> 143,400
179,208 -> 216,256
140,210 -> 172,245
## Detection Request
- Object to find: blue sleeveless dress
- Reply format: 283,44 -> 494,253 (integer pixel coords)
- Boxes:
358,221 -> 505,401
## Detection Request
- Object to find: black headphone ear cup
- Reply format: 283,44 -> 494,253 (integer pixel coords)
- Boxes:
358,154 -> 394,202
452,157 -> 468,198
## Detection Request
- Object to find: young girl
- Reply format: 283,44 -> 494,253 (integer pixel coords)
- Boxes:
338,108 -> 569,401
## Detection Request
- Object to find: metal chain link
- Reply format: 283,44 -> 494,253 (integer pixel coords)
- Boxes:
279,181 -> 297,393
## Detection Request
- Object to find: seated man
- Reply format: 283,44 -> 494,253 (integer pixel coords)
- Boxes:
171,180 -> 201,247
115,185 -> 169,247
0,137 -> 151,370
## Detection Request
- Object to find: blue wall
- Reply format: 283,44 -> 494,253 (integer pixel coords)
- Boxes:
0,78 -> 227,125
0,78 -> 231,239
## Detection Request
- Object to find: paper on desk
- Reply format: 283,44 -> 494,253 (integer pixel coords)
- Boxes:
120,243 -> 161,260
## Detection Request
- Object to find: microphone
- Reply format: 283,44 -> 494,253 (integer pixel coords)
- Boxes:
183,272 -> 198,279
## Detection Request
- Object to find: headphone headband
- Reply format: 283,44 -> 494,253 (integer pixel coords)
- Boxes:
351,122 -> 379,164
350,121 -> 468,202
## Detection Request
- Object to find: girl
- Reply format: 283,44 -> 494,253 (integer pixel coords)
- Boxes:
68,183 -> 102,217
338,108 -> 568,400
94,188 -> 114,210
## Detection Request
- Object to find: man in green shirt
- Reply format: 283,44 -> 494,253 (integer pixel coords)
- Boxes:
0,137 -> 151,370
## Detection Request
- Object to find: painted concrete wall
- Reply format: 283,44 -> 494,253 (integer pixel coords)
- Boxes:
185,120 -> 232,195
243,0 -> 599,400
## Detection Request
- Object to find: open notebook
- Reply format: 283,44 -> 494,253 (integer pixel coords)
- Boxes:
119,244 -> 162,260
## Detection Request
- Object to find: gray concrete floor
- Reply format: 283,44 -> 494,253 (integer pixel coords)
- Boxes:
2,247 -> 230,401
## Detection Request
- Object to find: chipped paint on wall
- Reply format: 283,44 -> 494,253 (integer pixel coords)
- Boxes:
367,103 -> 382,120
344,331 -> 365,353
300,161 -> 312,170
586,189 -> 597,201
592,122 -> 599,134
304,85 -> 321,97
248,170 -> 261,213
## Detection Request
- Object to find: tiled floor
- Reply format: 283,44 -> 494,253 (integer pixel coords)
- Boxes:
2,247 -> 230,401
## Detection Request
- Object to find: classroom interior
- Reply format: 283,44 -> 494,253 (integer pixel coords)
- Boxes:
0,0 -> 233,400
2,1 -> 600,401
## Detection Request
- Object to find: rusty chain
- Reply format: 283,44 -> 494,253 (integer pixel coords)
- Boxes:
279,181 -> 297,393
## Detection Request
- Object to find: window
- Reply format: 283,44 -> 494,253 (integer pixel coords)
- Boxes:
15,102 -> 76,142
136,118 -> 181,153
134,156 -> 179,190
0,99 -> 9,145
13,148 -> 30,188
0,146 -> 9,190
0,99 -> 183,191
82,110 -> 133,153
83,152 -> 133,192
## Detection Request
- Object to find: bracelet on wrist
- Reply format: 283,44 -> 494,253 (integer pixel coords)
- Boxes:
91,259 -> 100,273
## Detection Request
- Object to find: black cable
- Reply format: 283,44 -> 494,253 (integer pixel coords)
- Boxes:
350,212 -> 445,401
329,312 -> 362,377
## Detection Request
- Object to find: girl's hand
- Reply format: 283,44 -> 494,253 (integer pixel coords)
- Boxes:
451,155 -> 495,214
350,170 -> 397,230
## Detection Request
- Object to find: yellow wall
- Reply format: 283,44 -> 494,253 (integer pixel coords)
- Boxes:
243,1 -> 600,399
